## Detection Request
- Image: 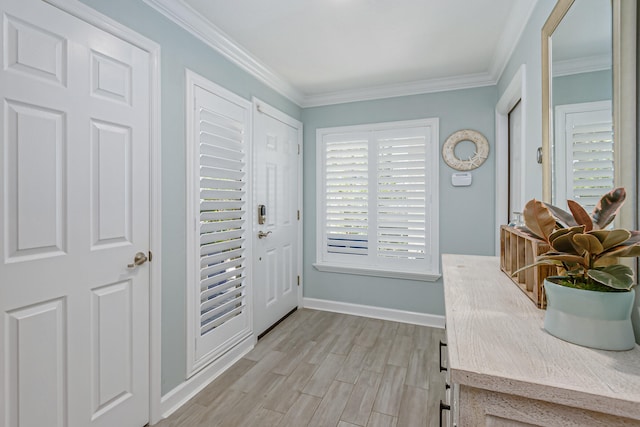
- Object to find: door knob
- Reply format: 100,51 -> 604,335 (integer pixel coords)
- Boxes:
128,252 -> 148,268
258,231 -> 272,239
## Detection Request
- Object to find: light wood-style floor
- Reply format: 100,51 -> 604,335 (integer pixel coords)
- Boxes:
155,308 -> 446,427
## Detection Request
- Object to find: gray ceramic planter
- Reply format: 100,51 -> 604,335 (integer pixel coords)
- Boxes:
543,279 -> 636,351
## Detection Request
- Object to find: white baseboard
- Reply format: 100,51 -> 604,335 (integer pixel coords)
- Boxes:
302,297 -> 445,329
157,336 -> 254,421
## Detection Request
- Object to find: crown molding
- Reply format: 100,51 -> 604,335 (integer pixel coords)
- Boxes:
142,0 -> 305,106
142,0 -> 537,108
301,73 -> 496,108
552,54 -> 612,77
490,0 -> 540,82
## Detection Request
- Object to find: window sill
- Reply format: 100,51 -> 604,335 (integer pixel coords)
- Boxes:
313,262 -> 441,282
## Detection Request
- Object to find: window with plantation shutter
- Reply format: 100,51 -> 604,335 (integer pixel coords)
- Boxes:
186,73 -> 252,374
568,121 -> 613,210
315,119 -> 440,281
554,101 -> 613,212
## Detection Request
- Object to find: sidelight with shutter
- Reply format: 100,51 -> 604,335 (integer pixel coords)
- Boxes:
316,119 -> 439,280
187,78 -> 252,373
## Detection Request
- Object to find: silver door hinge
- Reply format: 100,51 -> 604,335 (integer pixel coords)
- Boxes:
297,275 -> 300,286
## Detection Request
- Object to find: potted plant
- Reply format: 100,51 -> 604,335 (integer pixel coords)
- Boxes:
517,187 -> 640,350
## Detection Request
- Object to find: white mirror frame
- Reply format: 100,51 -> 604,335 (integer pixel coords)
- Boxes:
541,0 -> 636,231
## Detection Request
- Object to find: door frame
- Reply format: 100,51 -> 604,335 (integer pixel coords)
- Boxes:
251,97 -> 304,310
495,64 -> 526,255
42,0 -> 163,424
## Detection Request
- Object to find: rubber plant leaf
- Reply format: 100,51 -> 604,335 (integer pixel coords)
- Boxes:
543,203 -> 577,228
572,233 -> 604,255
511,259 -> 560,276
537,253 -> 586,265
549,226 -> 585,244
622,230 -> 640,245
549,226 -> 585,254
567,200 -> 593,232
591,187 -> 626,230
514,226 -> 540,240
603,244 -> 640,258
588,229 -> 631,250
523,199 -> 556,242
588,265 -> 634,290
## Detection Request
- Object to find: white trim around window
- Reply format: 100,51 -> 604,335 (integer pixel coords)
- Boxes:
314,118 -> 440,281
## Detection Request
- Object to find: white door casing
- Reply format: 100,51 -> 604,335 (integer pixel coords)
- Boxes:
495,64 -> 526,255
0,0 -> 156,425
252,99 -> 302,337
508,100 -> 523,219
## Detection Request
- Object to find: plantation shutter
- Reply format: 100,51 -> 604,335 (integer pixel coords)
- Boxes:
376,129 -> 428,262
324,133 -> 369,257
568,121 -> 614,211
194,86 -> 251,362
319,120 -> 438,277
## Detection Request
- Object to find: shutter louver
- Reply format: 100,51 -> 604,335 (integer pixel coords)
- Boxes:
324,136 -> 369,256
198,106 -> 248,341
377,133 -> 427,260
570,121 -> 614,211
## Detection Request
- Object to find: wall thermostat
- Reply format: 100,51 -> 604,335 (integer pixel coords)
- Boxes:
451,172 -> 472,187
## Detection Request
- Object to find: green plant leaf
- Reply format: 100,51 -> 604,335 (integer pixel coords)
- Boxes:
587,265 -> 634,290
591,187 -> 626,230
523,199 -> 556,242
542,203 -> 577,228
567,200 -> 593,232
572,233 -> 604,255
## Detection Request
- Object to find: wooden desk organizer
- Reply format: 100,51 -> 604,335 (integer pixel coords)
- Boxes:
499,225 -> 556,308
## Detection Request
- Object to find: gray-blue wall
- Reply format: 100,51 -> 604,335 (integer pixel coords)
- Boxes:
78,0 -> 302,394
553,70 -> 612,107
302,86 -> 498,316
497,0 -> 556,202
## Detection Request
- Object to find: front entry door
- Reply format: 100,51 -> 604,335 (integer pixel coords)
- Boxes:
253,100 -> 301,337
0,1 -> 151,426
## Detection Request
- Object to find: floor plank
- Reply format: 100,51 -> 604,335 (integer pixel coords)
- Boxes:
307,380 -> 354,427
153,309 -> 446,427
341,369 -> 382,426
368,412 -> 399,427
373,365 -> 407,416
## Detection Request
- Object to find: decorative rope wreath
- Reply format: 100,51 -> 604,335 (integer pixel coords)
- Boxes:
442,129 -> 490,171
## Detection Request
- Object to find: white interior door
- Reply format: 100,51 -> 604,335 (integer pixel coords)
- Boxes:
0,1 -> 151,426
253,100 -> 301,337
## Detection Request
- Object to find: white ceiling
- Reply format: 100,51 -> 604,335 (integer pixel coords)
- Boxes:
148,0 -> 538,106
